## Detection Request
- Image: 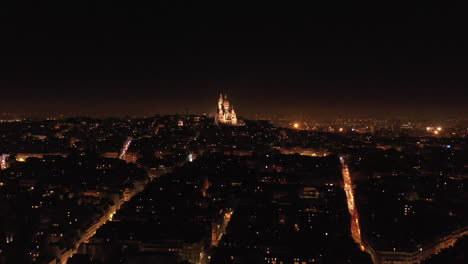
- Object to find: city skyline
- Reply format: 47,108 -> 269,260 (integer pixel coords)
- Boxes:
0,90 -> 465,120
2,2 -> 468,264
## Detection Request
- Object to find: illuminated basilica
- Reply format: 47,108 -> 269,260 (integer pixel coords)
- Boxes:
215,93 -> 238,125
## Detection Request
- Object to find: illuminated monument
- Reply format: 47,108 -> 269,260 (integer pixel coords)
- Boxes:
215,93 -> 238,125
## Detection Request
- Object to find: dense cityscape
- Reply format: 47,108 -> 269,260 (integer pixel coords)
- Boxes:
0,94 -> 466,264
1,2 -> 468,264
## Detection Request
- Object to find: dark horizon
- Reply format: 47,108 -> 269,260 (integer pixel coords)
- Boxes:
1,3 -> 467,119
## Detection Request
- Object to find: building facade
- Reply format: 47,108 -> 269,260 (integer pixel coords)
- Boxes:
215,93 -> 238,125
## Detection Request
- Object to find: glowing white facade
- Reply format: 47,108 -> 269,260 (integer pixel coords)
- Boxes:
215,93 -> 238,125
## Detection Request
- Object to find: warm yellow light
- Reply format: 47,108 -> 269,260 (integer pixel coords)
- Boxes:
17,157 -> 26,162
426,127 -> 431,131
339,128 -> 344,132
293,123 -> 299,129
437,127 -> 442,131
434,131 -> 439,135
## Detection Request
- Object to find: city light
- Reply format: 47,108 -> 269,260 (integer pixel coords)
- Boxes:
2,3 -> 468,263
341,157 -> 366,253
119,137 -> 132,160
0,154 -> 9,170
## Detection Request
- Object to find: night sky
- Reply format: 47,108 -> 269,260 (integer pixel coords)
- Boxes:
0,2 -> 467,118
